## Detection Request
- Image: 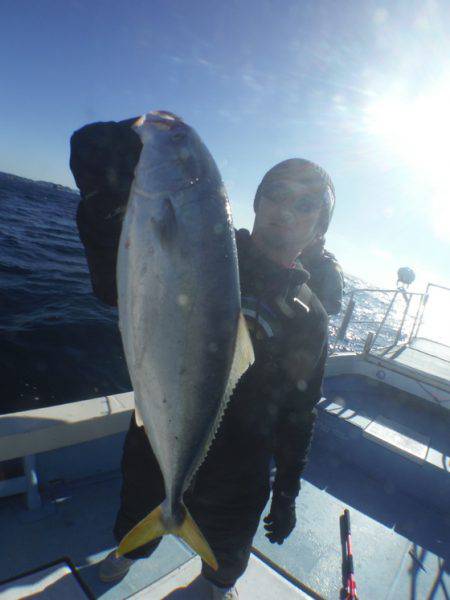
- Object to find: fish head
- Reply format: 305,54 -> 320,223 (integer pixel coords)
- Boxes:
131,111 -> 218,198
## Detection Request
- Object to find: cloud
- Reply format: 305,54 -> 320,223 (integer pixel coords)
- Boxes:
167,55 -> 185,64
373,8 -> 389,25
413,0 -> 439,31
242,72 -> 264,93
217,109 -> 241,124
165,54 -> 221,73
196,57 -> 213,67
370,246 -> 393,260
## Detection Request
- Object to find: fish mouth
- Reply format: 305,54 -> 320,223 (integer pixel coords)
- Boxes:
133,110 -> 208,191
136,110 -> 184,131
134,111 -> 190,150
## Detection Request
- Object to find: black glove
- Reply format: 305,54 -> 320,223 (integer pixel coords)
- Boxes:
70,119 -> 142,230
263,492 -> 297,544
70,118 -> 142,306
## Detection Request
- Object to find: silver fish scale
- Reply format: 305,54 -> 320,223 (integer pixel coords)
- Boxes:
117,112 -> 253,515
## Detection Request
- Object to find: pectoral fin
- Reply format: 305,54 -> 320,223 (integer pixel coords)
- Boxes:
151,197 -> 176,243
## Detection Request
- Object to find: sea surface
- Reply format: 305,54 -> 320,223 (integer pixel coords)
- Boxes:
0,171 -> 407,415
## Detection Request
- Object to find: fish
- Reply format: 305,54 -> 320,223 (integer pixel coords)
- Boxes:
115,111 -> 254,570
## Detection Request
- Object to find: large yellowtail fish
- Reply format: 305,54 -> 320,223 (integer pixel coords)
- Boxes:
116,111 -> 254,570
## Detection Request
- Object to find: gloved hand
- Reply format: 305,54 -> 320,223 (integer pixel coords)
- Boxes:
71,118 -> 141,189
70,118 -> 142,231
263,492 -> 297,544
70,118 -> 142,306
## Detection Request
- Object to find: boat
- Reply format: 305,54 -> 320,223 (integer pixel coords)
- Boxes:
0,279 -> 448,598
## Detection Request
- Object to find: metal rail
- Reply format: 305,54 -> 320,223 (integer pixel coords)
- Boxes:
333,287 -> 424,354
413,283 -> 450,342
332,282 -> 449,359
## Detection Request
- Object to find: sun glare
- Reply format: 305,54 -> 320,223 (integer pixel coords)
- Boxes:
365,83 -> 450,171
363,81 -> 450,240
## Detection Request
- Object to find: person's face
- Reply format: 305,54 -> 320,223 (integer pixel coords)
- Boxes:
253,179 -> 324,253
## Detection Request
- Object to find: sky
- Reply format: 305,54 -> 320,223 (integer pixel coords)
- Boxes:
1,0 -> 449,291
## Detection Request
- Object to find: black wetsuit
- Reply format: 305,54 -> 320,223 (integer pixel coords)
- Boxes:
70,119 -> 328,587
300,250 -> 344,316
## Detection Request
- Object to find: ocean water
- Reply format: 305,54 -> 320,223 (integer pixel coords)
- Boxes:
0,172 -> 130,414
0,172 -> 404,415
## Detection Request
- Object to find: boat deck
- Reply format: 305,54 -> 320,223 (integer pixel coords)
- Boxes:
1,440 -> 448,599
375,337 -> 450,390
320,374 -> 450,515
322,374 -> 450,461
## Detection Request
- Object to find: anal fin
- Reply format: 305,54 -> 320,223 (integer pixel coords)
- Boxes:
225,311 -> 255,401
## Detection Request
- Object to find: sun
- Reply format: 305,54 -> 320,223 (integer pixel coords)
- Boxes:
364,82 -> 450,173
363,81 -> 450,241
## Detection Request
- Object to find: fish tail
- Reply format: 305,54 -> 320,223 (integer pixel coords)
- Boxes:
174,504 -> 218,571
117,504 -> 165,558
117,502 -> 218,571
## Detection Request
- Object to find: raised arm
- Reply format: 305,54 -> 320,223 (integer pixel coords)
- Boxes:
70,118 -> 142,305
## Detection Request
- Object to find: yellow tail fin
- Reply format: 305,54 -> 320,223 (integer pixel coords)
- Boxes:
117,502 -> 218,571
173,505 -> 218,571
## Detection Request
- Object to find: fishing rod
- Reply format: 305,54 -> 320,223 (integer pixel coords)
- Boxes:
343,508 -> 358,600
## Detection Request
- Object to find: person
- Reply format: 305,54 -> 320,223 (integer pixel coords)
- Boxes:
70,117 -> 333,600
299,236 -> 344,316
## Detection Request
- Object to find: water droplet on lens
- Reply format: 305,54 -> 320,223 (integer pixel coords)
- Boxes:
177,294 -> 189,307
297,379 -> 307,391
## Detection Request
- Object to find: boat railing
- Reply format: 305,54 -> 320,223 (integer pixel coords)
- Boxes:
331,282 -> 450,362
330,287 -> 425,356
412,283 -> 450,348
